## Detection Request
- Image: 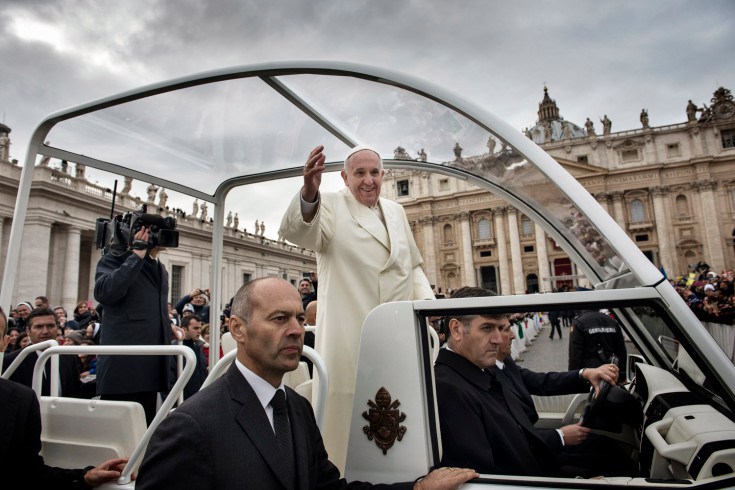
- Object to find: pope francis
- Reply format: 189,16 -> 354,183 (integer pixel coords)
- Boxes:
279,144 -> 434,471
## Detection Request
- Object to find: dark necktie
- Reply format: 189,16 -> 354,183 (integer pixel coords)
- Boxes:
271,389 -> 295,486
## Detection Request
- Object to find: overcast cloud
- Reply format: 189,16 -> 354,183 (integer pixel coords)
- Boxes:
2,0 -> 733,233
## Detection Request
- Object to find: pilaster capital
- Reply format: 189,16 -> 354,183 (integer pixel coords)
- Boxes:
458,211 -> 470,222
693,180 -> 717,192
419,216 -> 437,225
491,206 -> 506,217
610,191 -> 625,201
650,186 -> 669,198
592,192 -> 610,202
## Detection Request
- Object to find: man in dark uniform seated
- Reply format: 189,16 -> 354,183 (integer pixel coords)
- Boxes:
434,287 -> 558,476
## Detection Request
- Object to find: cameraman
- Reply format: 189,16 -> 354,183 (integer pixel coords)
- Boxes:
94,226 -> 182,425
175,287 -> 210,324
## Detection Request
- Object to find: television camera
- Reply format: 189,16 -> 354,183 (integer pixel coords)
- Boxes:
95,204 -> 179,254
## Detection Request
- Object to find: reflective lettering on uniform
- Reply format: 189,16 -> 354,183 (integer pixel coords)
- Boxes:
586,327 -> 617,334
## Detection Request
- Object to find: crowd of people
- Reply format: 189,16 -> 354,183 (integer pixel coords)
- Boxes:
672,264 -> 735,324
0,291 -> 218,400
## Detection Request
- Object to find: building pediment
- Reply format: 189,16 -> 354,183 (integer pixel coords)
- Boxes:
554,157 -> 607,177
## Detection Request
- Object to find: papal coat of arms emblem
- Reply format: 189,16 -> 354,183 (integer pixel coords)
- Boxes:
362,386 -> 407,454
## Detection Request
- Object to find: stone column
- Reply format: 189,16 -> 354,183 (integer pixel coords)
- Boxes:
61,226 -> 82,314
459,212 -> 476,287
493,208 -> 511,295
534,223 -> 552,293
16,217 -> 54,303
0,217 -> 4,279
506,208 -> 525,294
650,187 -> 674,275
593,192 -> 611,215
610,191 -> 626,229
695,180 -> 726,271
419,216 -> 437,287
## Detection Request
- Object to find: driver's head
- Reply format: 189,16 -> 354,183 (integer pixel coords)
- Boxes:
445,287 -> 506,369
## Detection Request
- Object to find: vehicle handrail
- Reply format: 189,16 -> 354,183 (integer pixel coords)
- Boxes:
34,344 -> 196,484
200,345 -> 329,430
1,339 -> 59,379
427,325 -> 440,362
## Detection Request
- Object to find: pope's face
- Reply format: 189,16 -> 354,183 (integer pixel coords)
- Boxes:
341,150 -> 384,208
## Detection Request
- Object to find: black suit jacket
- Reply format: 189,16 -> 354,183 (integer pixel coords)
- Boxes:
492,357 -> 588,451
137,363 -> 413,490
435,349 -> 557,477
94,252 -> 172,395
2,348 -> 82,398
492,357 -> 588,424
0,378 -> 87,489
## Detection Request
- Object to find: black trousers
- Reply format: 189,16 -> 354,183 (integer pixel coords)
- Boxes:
101,391 -> 158,425
549,320 -> 562,339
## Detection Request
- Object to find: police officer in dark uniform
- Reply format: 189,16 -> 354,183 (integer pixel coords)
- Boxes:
568,310 -> 627,380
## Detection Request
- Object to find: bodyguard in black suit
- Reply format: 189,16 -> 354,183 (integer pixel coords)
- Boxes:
137,278 -> 477,490
435,287 -> 558,476
94,226 -> 175,424
2,308 -> 83,398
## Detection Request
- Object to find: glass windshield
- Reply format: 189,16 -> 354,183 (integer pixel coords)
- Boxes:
43,65 -> 626,282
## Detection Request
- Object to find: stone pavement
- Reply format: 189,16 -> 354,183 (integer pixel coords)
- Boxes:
515,319 -> 571,373
516,317 -> 638,374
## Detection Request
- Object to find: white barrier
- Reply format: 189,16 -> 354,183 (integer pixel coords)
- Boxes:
702,321 -> 735,362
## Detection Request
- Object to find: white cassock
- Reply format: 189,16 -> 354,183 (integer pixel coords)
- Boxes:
279,187 -> 433,471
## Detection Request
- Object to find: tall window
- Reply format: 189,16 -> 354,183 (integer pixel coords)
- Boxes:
171,265 -> 184,303
722,129 -> 735,149
630,199 -> 645,223
477,218 -> 491,240
443,224 -> 453,245
521,216 -> 533,236
676,194 -> 689,218
397,180 -> 410,197
242,272 -> 252,285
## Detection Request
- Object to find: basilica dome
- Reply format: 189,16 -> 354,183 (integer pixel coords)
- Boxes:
526,87 -> 587,145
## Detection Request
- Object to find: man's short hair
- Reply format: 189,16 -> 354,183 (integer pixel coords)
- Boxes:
231,278 -> 270,324
447,286 -> 499,331
27,307 -> 59,329
35,295 -> 49,304
181,315 -> 202,329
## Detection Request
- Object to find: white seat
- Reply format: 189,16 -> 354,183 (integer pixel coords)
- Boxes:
283,361 -> 310,389
295,379 -> 313,403
221,331 -> 237,354
40,397 -> 147,469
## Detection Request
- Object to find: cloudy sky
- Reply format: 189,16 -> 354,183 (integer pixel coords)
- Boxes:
2,0 -> 734,234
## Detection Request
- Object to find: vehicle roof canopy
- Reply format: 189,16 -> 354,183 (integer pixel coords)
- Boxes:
3,61 -> 664,312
